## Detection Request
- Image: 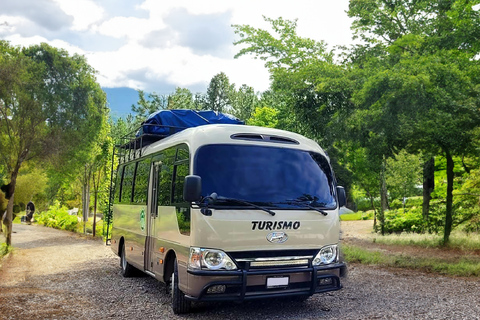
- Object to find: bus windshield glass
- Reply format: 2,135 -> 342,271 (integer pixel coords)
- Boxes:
194,144 -> 337,209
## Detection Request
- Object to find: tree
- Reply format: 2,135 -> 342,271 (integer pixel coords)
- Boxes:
348,0 -> 480,243
204,72 -> 235,113
0,42 -> 107,246
386,150 -> 422,207
168,87 -> 194,110
247,106 -> 279,128
131,90 -> 168,126
230,84 -> 258,121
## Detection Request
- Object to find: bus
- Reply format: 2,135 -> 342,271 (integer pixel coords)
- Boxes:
109,117 -> 347,314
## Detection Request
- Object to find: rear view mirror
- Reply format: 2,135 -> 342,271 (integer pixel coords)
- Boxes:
337,186 -> 346,207
184,175 -> 202,202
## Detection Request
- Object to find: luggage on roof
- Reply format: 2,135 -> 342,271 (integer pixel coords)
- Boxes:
138,109 -> 244,136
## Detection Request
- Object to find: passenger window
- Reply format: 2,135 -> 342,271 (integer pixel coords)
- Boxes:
121,163 -> 136,204
173,145 -> 190,235
114,166 -> 124,204
173,161 -> 189,204
133,158 -> 150,205
158,148 -> 175,206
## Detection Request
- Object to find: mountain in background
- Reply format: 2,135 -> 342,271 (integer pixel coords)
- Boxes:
103,87 -> 139,120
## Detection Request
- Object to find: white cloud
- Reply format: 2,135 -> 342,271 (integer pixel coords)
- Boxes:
2,0 -> 354,93
4,33 -> 86,56
53,0 -> 105,31
96,16 -> 156,39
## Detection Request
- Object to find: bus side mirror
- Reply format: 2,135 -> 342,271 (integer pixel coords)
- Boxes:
184,175 -> 202,202
337,186 -> 346,207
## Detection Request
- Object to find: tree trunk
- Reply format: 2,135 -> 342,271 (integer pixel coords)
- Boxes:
3,171 -> 19,247
379,156 -> 387,236
444,151 -> 454,245
422,157 -> 435,231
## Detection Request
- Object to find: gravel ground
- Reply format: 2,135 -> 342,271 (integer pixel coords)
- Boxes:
0,223 -> 479,320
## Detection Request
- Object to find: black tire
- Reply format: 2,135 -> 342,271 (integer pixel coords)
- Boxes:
171,258 -> 191,314
120,243 -> 135,277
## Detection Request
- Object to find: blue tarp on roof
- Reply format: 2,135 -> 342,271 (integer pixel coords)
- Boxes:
138,109 -> 244,136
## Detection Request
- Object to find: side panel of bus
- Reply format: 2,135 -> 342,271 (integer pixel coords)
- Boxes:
147,144 -> 191,284
112,158 -> 151,270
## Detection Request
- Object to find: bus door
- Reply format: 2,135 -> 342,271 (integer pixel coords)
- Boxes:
145,161 -> 160,273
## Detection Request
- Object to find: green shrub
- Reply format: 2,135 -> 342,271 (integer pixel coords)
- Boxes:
355,197 -> 379,212
1,242 -> 11,258
383,207 -> 425,233
36,201 -> 78,232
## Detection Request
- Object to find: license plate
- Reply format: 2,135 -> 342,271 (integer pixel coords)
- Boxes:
266,276 -> 289,288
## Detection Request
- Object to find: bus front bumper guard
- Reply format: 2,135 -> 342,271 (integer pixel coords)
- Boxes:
185,262 -> 347,302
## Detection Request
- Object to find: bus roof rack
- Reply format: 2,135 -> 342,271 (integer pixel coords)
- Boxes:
115,110 -> 244,162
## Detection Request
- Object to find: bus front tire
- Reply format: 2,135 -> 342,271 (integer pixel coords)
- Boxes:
120,244 -> 135,277
171,258 -> 191,314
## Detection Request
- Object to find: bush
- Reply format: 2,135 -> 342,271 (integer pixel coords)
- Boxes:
36,201 -> 78,232
383,207 -> 425,233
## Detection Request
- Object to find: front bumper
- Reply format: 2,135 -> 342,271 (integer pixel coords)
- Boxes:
185,262 -> 346,302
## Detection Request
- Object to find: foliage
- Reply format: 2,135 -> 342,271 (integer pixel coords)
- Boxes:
131,90 -> 167,126
0,41 -> 108,245
36,201 -> 78,232
0,242 -> 12,258
247,106 -> 279,128
343,244 -> 480,277
386,150 -> 422,201
13,164 -> 48,208
168,87 -> 194,110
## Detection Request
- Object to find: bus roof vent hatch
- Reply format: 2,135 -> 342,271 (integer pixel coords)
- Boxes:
231,133 -> 299,145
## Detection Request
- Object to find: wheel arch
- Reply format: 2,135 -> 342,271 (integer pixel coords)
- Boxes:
164,249 -> 176,283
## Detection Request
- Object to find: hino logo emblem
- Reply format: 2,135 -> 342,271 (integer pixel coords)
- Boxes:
266,231 -> 288,244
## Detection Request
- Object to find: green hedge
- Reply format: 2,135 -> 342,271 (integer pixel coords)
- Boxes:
36,201 -> 78,232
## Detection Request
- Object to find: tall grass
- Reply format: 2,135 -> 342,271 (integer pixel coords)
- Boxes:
343,244 -> 480,277
372,230 -> 480,251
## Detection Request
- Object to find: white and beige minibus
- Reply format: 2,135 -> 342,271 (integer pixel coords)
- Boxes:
110,122 -> 347,314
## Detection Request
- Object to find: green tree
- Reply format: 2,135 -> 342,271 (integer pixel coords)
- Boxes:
168,87 -> 194,110
0,42 -> 107,246
386,150 -> 422,206
348,0 -> 480,243
247,106 -> 279,128
131,90 -> 168,126
230,84 -> 258,121
204,72 -> 235,113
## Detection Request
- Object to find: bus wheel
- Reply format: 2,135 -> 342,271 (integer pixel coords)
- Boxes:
170,258 -> 191,314
120,244 -> 135,277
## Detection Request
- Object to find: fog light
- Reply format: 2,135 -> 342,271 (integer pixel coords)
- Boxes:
319,278 -> 333,286
207,285 -> 226,294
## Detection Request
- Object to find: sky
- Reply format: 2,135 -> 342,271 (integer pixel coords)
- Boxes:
0,0 -> 355,95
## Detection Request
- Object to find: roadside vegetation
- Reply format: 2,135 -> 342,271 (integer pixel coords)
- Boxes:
343,244 -> 480,277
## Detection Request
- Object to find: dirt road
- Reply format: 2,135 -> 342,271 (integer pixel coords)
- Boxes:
0,223 -> 479,320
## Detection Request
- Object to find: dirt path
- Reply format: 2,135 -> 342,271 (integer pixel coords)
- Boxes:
1,223 -> 479,320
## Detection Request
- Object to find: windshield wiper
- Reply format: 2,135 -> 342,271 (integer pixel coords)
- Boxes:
205,193 -> 276,216
281,199 -> 329,216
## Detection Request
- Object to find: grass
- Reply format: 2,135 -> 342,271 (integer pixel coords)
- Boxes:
371,230 -> 480,251
340,212 -> 373,221
343,244 -> 480,277
1,241 -> 12,260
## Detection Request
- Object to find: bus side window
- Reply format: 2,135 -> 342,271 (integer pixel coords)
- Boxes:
121,162 -> 136,204
133,158 -> 150,205
158,148 -> 175,206
173,145 -> 190,236
114,165 -> 124,204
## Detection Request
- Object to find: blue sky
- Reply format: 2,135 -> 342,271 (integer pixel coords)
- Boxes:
1,0 -> 355,115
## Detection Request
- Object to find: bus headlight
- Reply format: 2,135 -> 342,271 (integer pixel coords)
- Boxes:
188,247 -> 237,271
312,245 -> 338,266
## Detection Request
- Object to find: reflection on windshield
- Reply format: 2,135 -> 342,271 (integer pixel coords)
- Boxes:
194,144 -> 336,209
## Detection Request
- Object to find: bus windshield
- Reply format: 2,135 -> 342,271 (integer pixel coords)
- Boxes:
194,144 -> 337,209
